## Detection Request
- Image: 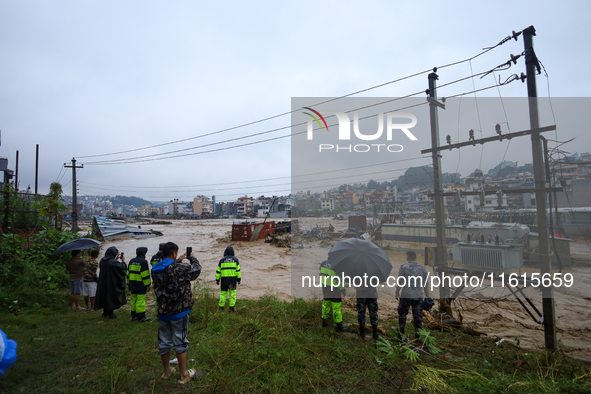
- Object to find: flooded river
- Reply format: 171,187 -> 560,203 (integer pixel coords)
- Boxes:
99,218 -> 591,360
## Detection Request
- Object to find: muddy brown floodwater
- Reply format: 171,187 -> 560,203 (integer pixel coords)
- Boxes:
98,218 -> 591,361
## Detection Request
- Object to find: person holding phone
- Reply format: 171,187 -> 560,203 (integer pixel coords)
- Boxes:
94,246 -> 127,319
151,242 -> 201,384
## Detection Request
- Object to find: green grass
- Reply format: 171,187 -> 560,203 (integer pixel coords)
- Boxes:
1,282 -> 591,393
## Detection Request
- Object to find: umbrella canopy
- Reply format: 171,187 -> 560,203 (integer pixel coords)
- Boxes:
328,238 -> 392,282
53,238 -> 101,255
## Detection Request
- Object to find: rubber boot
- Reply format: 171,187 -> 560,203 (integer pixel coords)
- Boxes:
321,318 -> 328,328
335,322 -> 344,332
359,324 -> 366,339
372,325 -> 379,340
137,312 -> 151,322
219,307 -> 224,311
229,307 -> 235,312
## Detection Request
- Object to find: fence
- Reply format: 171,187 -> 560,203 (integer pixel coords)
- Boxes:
0,186 -> 50,232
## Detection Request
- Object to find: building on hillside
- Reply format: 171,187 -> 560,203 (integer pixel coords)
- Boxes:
321,197 -> 334,211
138,204 -> 152,216
386,183 -> 397,202
397,190 -> 415,203
464,171 -> 508,212
555,178 -> 591,208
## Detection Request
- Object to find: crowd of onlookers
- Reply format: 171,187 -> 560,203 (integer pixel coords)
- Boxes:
64,242 -> 241,384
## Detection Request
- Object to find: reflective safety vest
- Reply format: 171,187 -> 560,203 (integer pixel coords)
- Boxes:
319,264 -> 344,290
216,257 -> 241,281
127,259 -> 151,293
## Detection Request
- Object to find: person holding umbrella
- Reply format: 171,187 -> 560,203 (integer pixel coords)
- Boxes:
53,238 -> 102,311
356,279 -> 379,340
95,246 -> 127,319
327,238 -> 393,339
65,250 -> 85,311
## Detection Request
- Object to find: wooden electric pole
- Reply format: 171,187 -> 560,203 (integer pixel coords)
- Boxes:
64,158 -> 83,233
35,144 -> 39,195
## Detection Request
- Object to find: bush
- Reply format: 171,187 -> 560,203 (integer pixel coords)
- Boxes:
0,227 -> 80,310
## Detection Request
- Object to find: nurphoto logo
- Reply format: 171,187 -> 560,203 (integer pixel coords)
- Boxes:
303,107 -> 419,153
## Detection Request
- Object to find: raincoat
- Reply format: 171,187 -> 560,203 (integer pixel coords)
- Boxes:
95,246 -> 127,311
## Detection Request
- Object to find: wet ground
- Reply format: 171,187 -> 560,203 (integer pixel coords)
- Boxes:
97,218 -> 591,360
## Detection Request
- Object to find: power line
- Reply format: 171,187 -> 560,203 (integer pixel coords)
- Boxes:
78,163 -> 426,194
83,69 -> 498,166
78,156 -> 429,189
78,173 -> 440,201
82,83 -> 506,167
77,166 -> 438,199
81,93 -> 426,165
77,35 -> 517,161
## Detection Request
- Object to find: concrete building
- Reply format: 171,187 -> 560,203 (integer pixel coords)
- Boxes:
465,172 -> 508,212
386,183 -> 397,202
193,196 -> 213,215
168,199 -> 184,215
321,197 -> 334,211
138,204 -> 152,216
236,197 -> 254,215
397,190 -> 415,203
555,178 -> 591,208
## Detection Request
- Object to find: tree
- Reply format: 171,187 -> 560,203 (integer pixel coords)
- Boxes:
34,182 -> 67,229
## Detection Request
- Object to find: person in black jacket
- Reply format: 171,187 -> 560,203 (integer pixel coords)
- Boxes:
95,246 -> 127,319
127,247 -> 151,322
150,243 -> 166,266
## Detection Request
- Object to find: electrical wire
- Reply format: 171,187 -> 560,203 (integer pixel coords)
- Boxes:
78,176 -> 441,202
82,100 -> 430,165
78,164 -> 437,195
79,156 -> 429,189
83,70 -> 494,166
61,168 -> 81,189
55,166 -> 64,182
83,80 -> 509,167
77,35 -> 517,161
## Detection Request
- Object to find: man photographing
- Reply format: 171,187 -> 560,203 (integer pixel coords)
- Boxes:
151,242 -> 201,384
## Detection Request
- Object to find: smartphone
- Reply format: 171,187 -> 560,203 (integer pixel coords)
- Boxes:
121,252 -> 124,257
186,247 -> 192,258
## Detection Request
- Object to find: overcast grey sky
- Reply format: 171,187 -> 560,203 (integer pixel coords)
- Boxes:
1,1 -> 590,202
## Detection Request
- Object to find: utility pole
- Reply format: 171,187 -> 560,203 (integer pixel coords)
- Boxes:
35,144 -> 39,195
523,25 -> 556,349
64,158 -> 83,233
14,150 -> 19,191
428,69 -> 449,298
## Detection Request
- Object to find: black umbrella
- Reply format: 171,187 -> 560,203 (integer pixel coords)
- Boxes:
328,238 -> 392,282
53,238 -> 101,255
